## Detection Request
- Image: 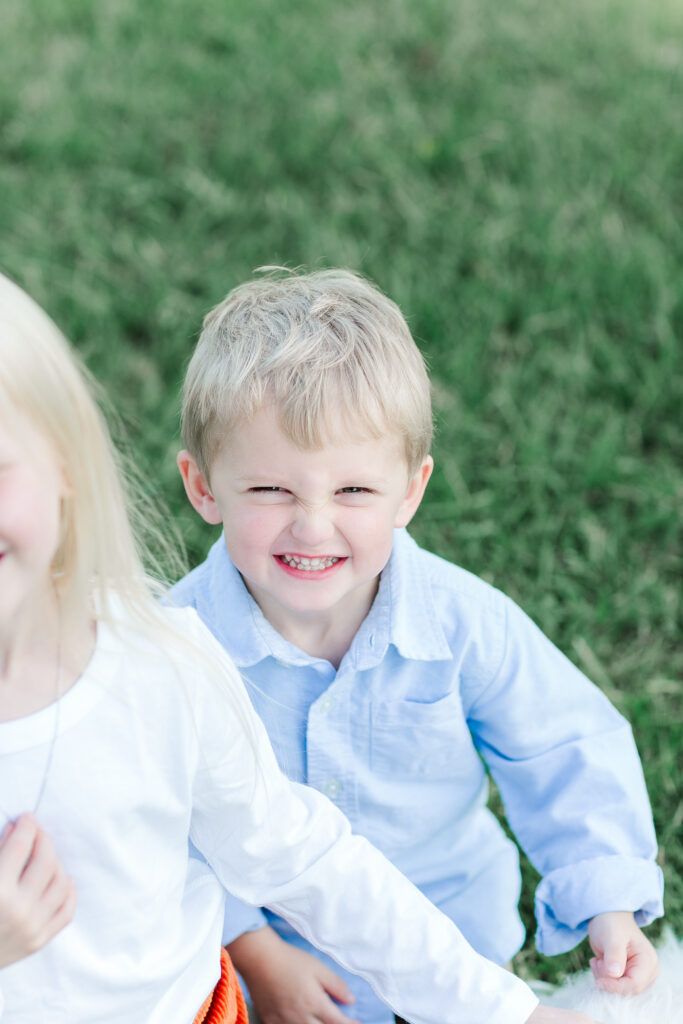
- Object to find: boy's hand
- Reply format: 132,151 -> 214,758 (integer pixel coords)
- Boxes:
587,910 -> 659,995
526,1008 -> 602,1023
0,813 -> 77,967
228,926 -> 360,1024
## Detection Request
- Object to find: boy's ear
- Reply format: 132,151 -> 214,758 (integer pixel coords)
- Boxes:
177,450 -> 224,525
394,455 -> 434,529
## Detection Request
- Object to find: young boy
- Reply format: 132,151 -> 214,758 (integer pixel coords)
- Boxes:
171,269 -> 663,1024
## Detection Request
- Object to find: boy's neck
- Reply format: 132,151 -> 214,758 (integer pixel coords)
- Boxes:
244,578 -> 379,670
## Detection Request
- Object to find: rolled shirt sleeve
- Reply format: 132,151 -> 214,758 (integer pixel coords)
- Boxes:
535,855 -> 664,954
466,595 -> 664,954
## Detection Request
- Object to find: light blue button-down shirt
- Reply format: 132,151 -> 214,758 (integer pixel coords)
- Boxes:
170,528 -> 663,1024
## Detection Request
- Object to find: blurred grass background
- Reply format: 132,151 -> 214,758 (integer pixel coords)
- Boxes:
1,0 -> 681,985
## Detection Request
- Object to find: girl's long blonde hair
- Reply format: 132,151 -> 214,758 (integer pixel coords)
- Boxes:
0,272 -> 259,767
0,272 -> 175,626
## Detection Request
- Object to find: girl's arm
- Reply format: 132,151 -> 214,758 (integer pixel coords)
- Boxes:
182,615 -> 542,1024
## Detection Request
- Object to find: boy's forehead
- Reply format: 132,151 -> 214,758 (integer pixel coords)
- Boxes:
213,404 -> 407,471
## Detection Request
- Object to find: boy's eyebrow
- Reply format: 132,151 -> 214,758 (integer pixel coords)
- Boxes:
234,473 -> 283,483
234,472 -> 392,487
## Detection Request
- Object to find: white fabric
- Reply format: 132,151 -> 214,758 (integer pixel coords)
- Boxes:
0,606 -> 539,1024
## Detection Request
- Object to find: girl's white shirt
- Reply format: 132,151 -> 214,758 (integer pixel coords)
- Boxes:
0,605 -> 538,1024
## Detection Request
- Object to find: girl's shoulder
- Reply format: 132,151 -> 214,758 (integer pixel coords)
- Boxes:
99,598 -> 250,731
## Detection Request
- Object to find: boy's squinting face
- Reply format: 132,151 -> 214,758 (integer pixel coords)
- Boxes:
179,405 -> 432,635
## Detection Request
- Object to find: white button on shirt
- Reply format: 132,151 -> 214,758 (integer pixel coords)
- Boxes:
170,528 -> 663,1024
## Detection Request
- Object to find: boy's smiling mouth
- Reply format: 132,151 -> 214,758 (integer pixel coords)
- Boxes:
276,554 -> 345,574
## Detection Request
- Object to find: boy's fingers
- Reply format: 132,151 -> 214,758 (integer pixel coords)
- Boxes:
621,950 -> 660,994
317,1004 -> 360,1024
600,943 -> 627,979
591,955 -> 629,994
319,965 -> 355,1005
593,956 -> 641,995
594,944 -> 659,996
595,974 -> 638,995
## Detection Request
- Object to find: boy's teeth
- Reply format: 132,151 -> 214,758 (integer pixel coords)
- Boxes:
280,555 -> 341,571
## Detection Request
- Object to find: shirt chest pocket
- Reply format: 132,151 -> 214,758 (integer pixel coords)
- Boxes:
369,691 -> 475,781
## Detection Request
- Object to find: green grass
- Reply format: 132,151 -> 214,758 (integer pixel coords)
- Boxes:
1,0 -> 681,984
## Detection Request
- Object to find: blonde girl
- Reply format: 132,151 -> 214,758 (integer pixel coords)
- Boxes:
0,274 -> 599,1024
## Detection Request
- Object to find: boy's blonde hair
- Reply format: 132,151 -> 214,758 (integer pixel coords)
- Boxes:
182,269 -> 433,478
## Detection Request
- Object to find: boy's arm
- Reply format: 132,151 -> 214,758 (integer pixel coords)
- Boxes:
466,595 -> 663,958
229,930 -> 599,1024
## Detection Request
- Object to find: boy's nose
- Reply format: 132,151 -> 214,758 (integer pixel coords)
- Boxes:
289,504 -> 336,547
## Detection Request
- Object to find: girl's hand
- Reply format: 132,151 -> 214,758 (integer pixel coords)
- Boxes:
526,1007 -> 602,1023
588,910 -> 659,995
228,926 -> 360,1024
0,813 -> 77,967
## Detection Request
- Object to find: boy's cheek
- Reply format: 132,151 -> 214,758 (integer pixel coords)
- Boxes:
223,514 -> 283,560
237,506 -> 285,537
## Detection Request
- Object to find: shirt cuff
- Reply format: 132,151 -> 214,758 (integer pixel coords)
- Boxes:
535,855 -> 664,955
221,897 -> 268,947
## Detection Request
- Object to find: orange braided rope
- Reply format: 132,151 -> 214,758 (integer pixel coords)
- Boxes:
193,949 -> 248,1024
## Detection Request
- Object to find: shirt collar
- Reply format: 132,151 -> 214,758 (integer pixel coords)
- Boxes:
201,529 -> 452,670
203,540 -> 327,668
356,528 -> 452,668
